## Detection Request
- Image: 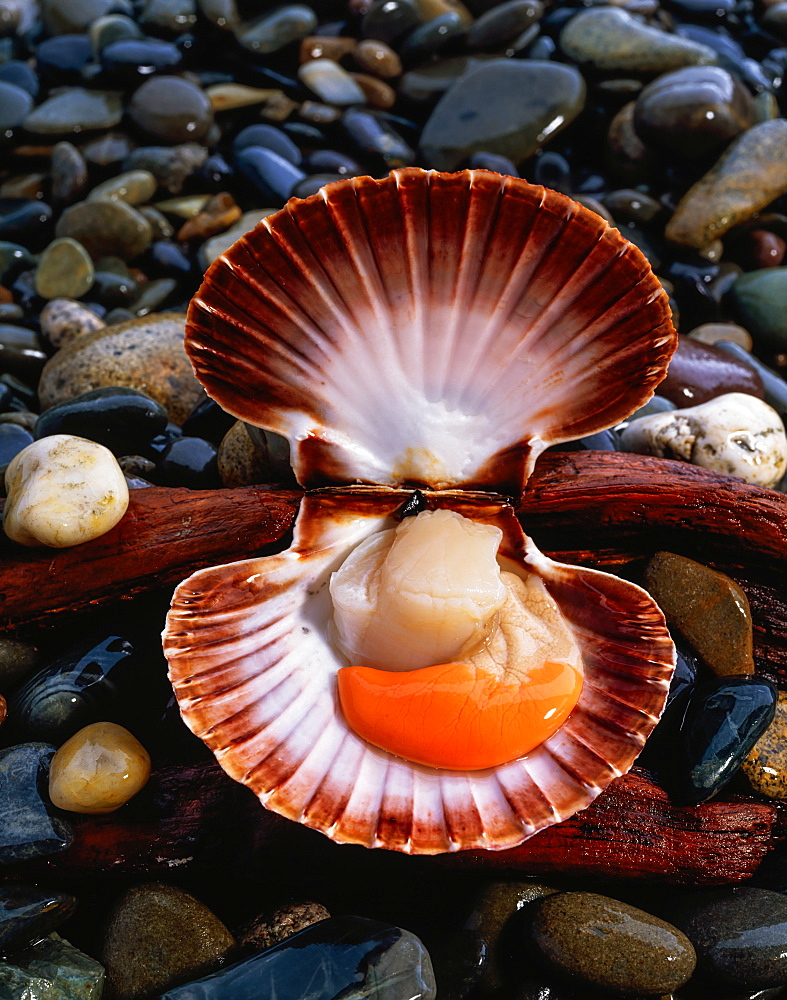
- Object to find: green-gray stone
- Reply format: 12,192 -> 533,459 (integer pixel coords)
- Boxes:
0,242 -> 36,283
419,59 -> 585,170
729,267 -> 787,351
34,238 -> 94,300
55,199 -> 152,260
23,88 -> 124,135
0,933 -> 104,999
87,170 -> 158,206
560,7 -> 716,73
236,4 -> 318,54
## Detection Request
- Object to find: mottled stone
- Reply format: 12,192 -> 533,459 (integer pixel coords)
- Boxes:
34,237 -> 94,300
55,199 -> 152,260
39,298 -> 105,349
0,884 -> 77,953
23,87 -> 123,135
237,5 -> 318,54
157,916 -> 435,1000
742,692 -> 787,798
560,7 -> 715,73
38,313 -> 201,424
526,892 -> 696,996
218,421 -> 290,487
124,143 -> 208,194
0,744 -> 72,865
102,883 -> 236,1000
643,552 -> 753,676
620,392 -> 787,489
4,435 -> 129,548
0,933 -> 104,998
128,76 -> 214,145
420,59 -> 585,171
669,888 -> 787,989
667,121 -> 787,249
238,902 -> 331,952
49,722 -> 151,814
660,335 -> 764,407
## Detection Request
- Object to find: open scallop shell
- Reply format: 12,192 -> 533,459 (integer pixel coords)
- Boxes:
165,490 -> 675,854
186,168 -> 676,494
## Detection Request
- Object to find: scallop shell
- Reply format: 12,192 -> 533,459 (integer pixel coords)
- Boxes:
186,168 -> 676,494
165,490 -> 675,853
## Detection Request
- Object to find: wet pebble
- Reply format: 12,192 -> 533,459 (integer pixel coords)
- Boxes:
0,80 -> 32,131
128,76 -> 214,145
35,237 -> 95,300
236,147 -> 306,203
238,901 -> 331,952
0,743 -> 72,865
55,198 -> 153,261
299,58 -> 367,105
101,883 -> 236,999
742,691 -> 787,798
687,321 -> 753,351
50,140 -> 89,206
659,335 -> 764,406
0,883 -> 77,954
155,435 -> 221,488
236,5 -> 318,54
729,267 -> 787,353
23,88 -> 124,136
0,933 -> 105,999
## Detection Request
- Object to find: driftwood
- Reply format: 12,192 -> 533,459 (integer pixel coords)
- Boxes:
6,763 -> 784,886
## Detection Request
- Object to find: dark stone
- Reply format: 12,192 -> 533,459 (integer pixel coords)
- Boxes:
50,140 -> 89,206
465,152 -> 518,175
89,269 -> 138,308
427,928 -> 485,1000
714,340 -> 787,418
399,13 -> 467,64
551,429 -> 618,452
157,916 -> 436,1000
232,124 -> 302,165
0,61 -> 39,99
236,147 -> 306,203
0,422 -> 33,471
0,81 -> 32,131
636,641 -> 698,770
124,143 -> 208,195
55,199 -> 152,261
659,335 -> 764,407
293,173 -> 346,199
0,883 -> 77,954
675,676 -> 777,804
128,76 -> 214,145
728,267 -> 787,353
362,0 -> 422,45
0,932 -> 105,996
341,108 -> 415,168
0,743 -> 73,865
0,326 -> 47,381
146,240 -> 194,279
35,387 -> 168,455
0,199 -> 53,248
101,37 -> 183,83
154,435 -> 221,489
668,887 -> 787,989
35,34 -> 94,84
181,395 -> 236,445
8,634 -> 140,743
0,638 -> 40,693
303,149 -> 363,176
236,5 -> 318,55
531,150 -> 572,192
466,0 -> 542,51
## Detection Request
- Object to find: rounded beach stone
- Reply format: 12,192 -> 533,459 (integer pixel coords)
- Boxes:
527,892 -> 696,996
49,721 -> 151,814
55,198 -> 152,261
39,298 -> 105,349
3,435 -> 129,548
34,238 -> 94,300
22,87 -> 124,135
37,313 -> 202,425
729,267 -> 787,352
742,691 -> 787,798
659,335 -> 764,406
128,76 -> 214,144
102,883 -> 236,999
87,170 -> 158,205
619,392 -> 787,488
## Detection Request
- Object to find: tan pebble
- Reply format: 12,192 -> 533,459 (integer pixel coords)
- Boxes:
49,721 -> 151,814
353,39 -> 402,79
0,172 -> 46,199
299,35 -> 356,63
687,322 -> 753,351
238,902 -> 330,952
743,691 -> 787,798
4,435 -> 129,548
205,83 -> 278,111
40,298 -> 106,349
350,72 -> 396,109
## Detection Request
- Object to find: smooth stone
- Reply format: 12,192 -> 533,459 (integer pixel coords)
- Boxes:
659,335 -> 764,407
158,915 -> 435,1000
49,721 -> 151,814
238,902 -> 331,952
636,641 -> 700,770
154,436 -> 221,488
8,633 -> 138,742
0,933 -> 104,998
87,170 -> 157,206
35,34 -> 93,83
130,276 -> 177,316
51,140 -> 89,206
38,313 -> 200,424
301,35 -> 357,63
101,37 -> 182,83
34,237 -> 94,300
0,744 -> 72,865
643,552 -> 754,677
89,13 -> 142,54
398,12 -> 467,63
42,0 -> 129,33
102,883 -> 236,999
526,892 -> 696,996
667,120 -> 787,249
466,0 -> 542,50
0,240 -> 35,283
0,200 -> 52,250
299,58 -> 366,105
420,59 -> 585,171
715,341 -> 787,419
0,638 -> 40,691
0,422 -> 33,470
0,325 -> 47,380
732,229 -> 787,270
128,76 -> 214,145
341,107 -> 415,167
0,884 -> 77,953
560,7 -> 715,73
40,298 -> 105,349
669,888 -> 787,988
688,322 -> 753,351
354,38 -> 402,78
232,124 -> 301,165
634,66 -> 755,158
198,210 -> 274,268
3,435 -> 129,548
197,0 -> 238,29
218,421 -> 291,487
619,392 -> 787,489
141,0 -> 197,33
362,0 -> 422,44
236,147 -> 306,203
35,387 -> 167,456
729,268 -> 787,352
0,61 -> 39,98
742,691 -> 787,798
81,131 -> 136,170
140,208 -> 175,240
176,191 -> 241,240
23,88 -> 124,135
353,72 -> 396,106
55,199 -> 152,261
676,676 -> 777,803
181,395 -> 235,444
236,5 -> 318,54
0,80 -> 32,131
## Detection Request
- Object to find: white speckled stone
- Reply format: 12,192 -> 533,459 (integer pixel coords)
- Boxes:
3,435 -> 129,548
619,392 -> 787,488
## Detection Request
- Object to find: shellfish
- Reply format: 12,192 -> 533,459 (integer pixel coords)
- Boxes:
163,168 -> 678,853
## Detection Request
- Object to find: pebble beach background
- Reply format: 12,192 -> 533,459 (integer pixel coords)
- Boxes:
3,0 -> 787,996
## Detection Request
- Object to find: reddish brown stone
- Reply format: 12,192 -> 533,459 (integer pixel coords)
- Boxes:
659,334 -> 764,405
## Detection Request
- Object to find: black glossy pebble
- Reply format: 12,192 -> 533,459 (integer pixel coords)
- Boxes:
0,199 -> 53,247
0,882 -> 77,954
154,435 -> 221,489
35,387 -> 168,455
236,146 -> 306,204
181,395 -> 236,445
0,423 -> 33,471
0,326 -> 48,381
341,107 -> 415,167
675,675 -> 777,804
